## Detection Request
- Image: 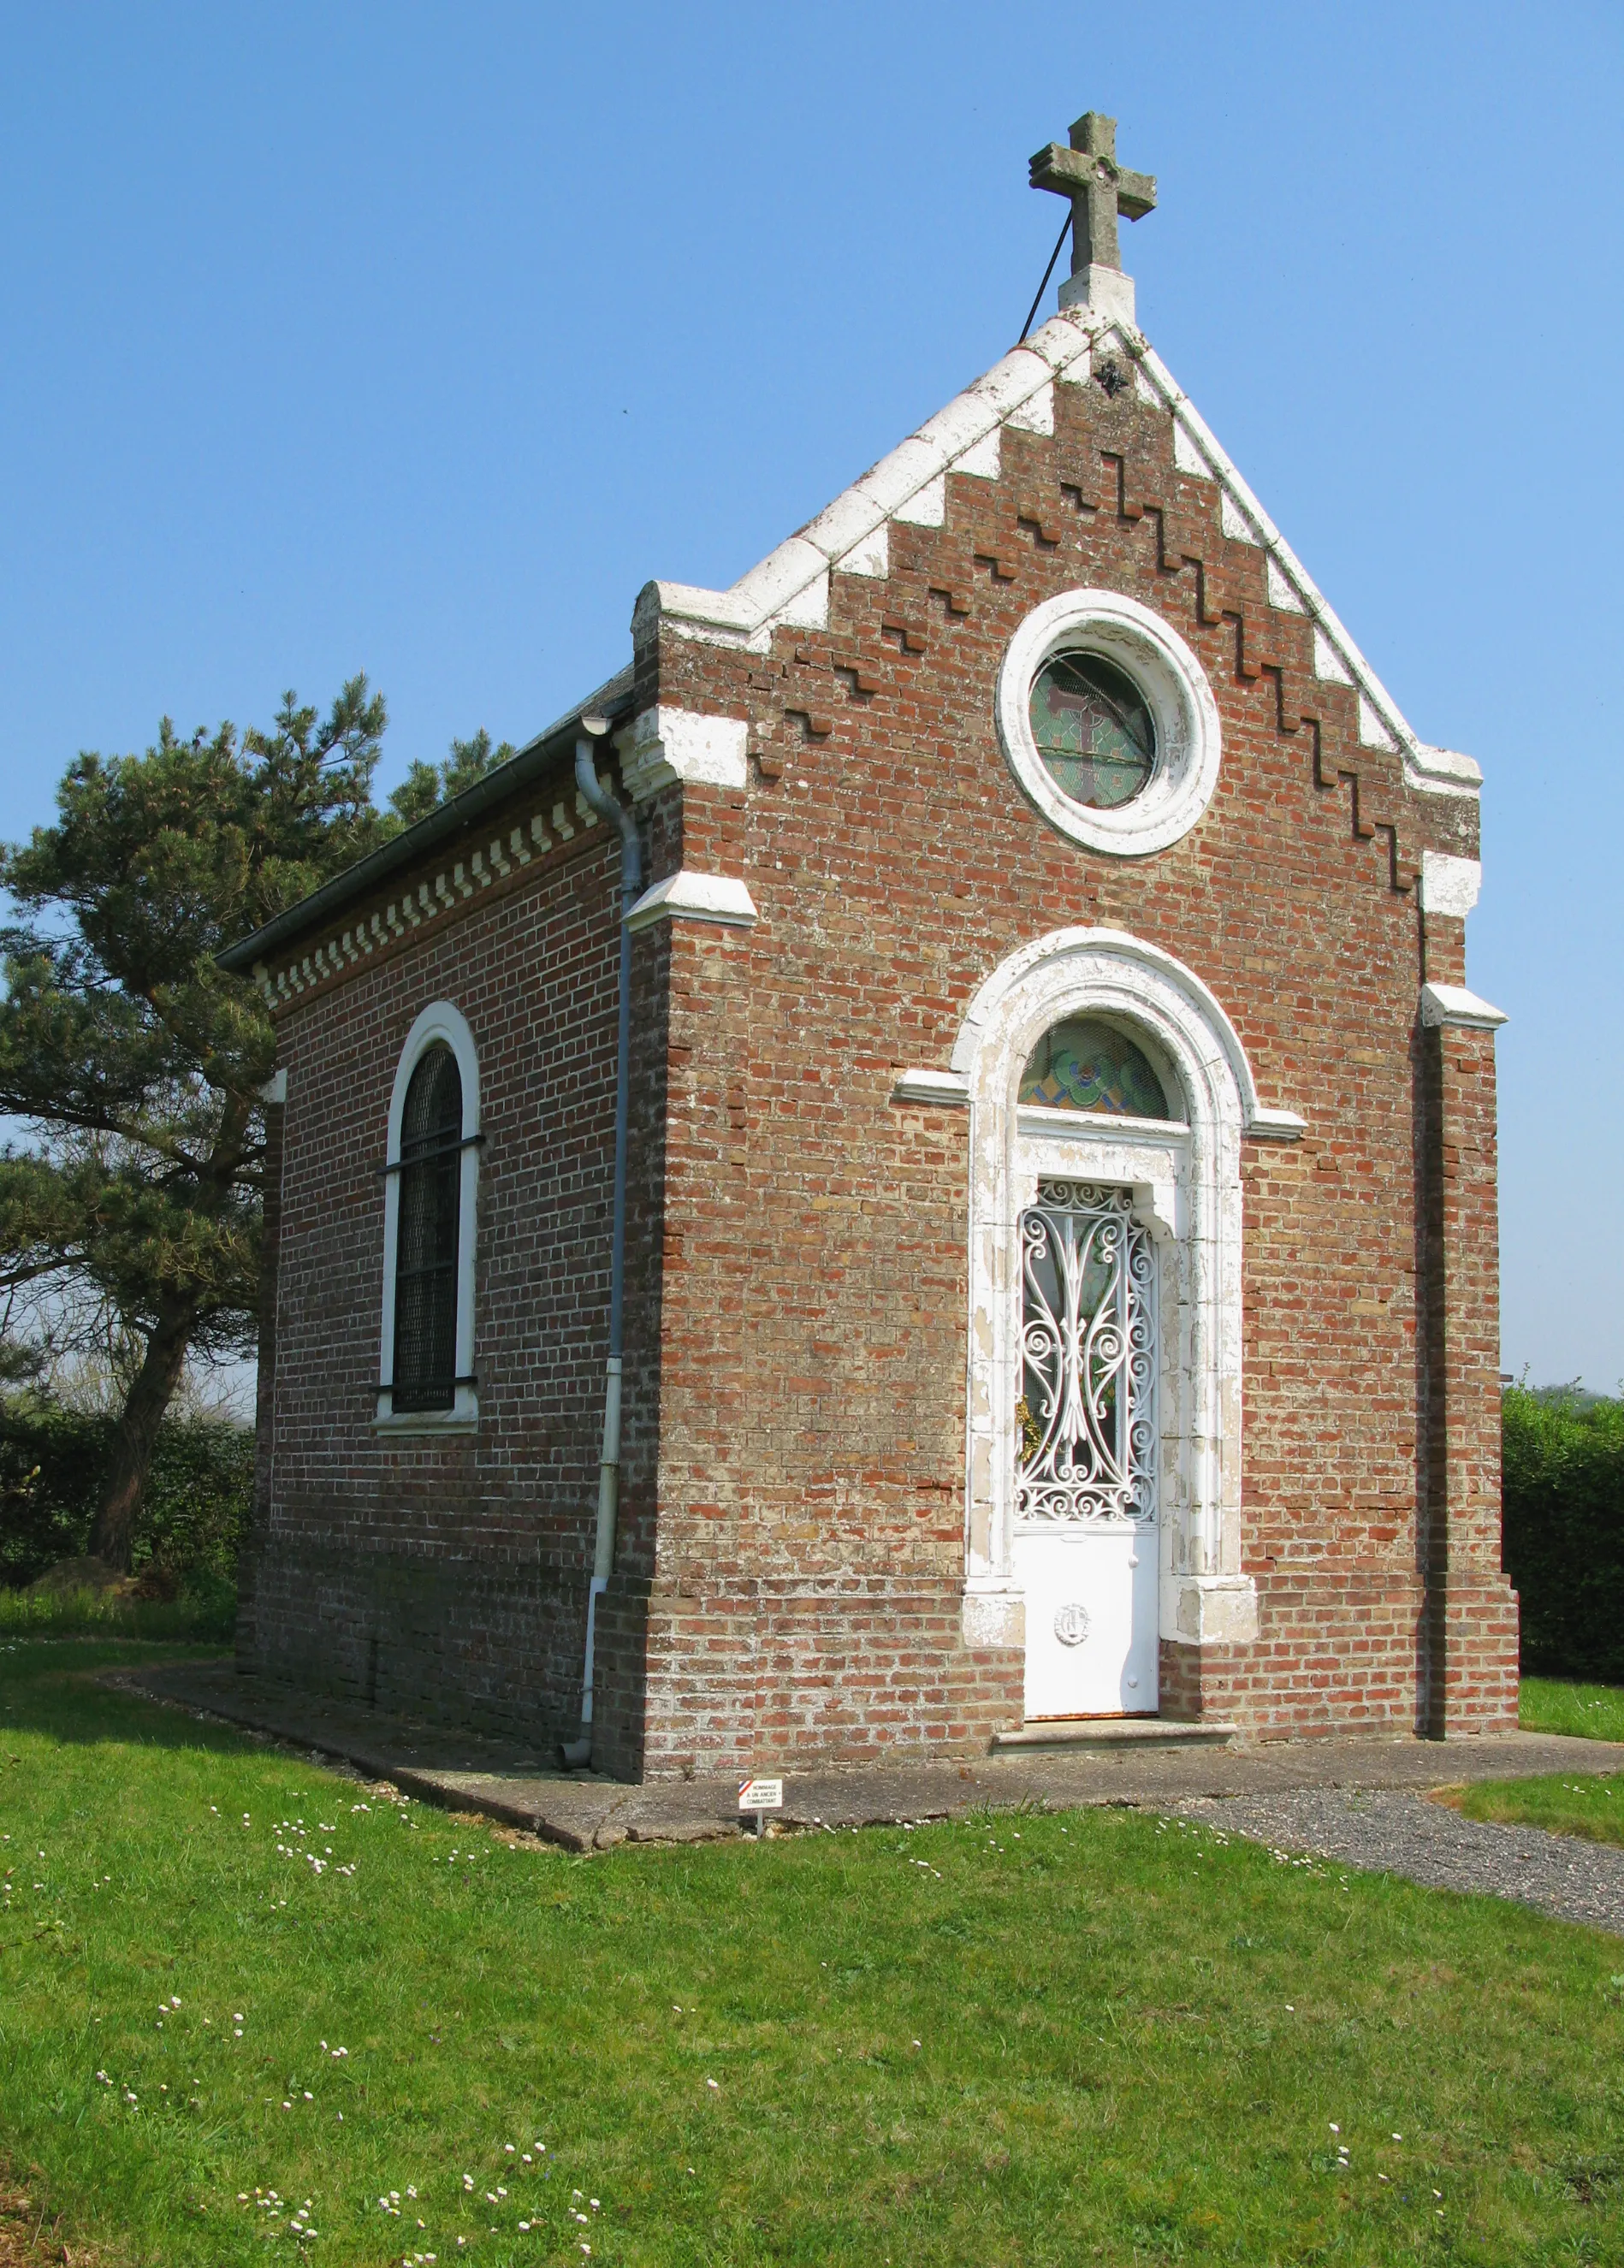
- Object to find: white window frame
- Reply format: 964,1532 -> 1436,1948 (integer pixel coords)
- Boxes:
954,928 -> 1290,1655
376,1000 -> 481,1436
995,589 -> 1223,857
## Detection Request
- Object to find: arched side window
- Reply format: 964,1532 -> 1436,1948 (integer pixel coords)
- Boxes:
394,1045 -> 462,1409
376,1003 -> 481,1434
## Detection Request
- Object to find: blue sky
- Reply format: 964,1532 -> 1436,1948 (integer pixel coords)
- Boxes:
0,3 -> 1619,1387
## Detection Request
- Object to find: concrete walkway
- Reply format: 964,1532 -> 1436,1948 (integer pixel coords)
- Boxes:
118,1659 -> 1622,1856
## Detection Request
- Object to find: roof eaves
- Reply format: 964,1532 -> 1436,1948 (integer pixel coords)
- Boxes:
216,663 -> 636,975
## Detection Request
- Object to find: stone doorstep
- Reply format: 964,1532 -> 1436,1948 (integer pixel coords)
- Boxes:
993,1718 -> 1239,1751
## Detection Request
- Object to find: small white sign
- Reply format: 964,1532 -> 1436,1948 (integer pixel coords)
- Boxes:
738,1777 -> 783,1812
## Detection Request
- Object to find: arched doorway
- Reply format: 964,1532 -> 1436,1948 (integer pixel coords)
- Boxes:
1013,1015 -> 1179,1713
952,929 -> 1283,1721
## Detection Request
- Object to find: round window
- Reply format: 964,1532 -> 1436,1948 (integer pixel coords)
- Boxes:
1028,653 -> 1156,811
996,590 -> 1222,857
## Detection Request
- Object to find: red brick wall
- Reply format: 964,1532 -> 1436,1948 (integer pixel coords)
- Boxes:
245,823 -> 672,1749
636,354 -> 1513,1759
1416,1017 -> 1520,1733
246,342 -> 1516,1769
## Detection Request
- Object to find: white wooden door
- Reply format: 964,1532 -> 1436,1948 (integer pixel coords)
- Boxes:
1013,1181 -> 1159,1718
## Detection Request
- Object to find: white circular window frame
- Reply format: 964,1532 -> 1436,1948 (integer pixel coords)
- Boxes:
996,589 -> 1223,857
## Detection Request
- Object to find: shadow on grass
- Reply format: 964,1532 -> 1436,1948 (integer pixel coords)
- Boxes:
3,1640 -> 570,1791
0,1638 -> 254,1761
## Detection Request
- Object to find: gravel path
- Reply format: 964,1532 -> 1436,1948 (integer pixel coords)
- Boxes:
1182,1788 -> 1624,1937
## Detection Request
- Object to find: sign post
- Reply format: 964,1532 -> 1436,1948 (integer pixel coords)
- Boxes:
738,1776 -> 784,1839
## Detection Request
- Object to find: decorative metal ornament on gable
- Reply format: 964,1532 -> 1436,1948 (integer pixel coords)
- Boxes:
1016,1183 -> 1157,1525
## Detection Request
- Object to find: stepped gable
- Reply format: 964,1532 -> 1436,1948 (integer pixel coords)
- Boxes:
630,299 -> 1481,903
238,306 -> 1485,1010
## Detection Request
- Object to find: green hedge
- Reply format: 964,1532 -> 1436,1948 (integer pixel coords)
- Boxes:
0,1400 -> 252,1590
1502,1384 -> 1624,1682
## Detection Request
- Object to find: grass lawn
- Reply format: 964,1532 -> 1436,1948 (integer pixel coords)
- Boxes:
1520,1675 -> 1624,1745
1452,1769 -> 1624,1849
0,1584 -> 236,1646
1462,1680 -> 1624,1842
2,1643 -> 1622,2266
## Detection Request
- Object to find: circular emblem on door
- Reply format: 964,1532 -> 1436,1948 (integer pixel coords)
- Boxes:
1052,1602 -> 1091,1648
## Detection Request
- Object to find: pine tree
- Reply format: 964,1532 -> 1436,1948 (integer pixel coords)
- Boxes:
0,679 -> 389,1568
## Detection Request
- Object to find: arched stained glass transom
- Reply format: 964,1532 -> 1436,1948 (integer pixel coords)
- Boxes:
1018,1016 -> 1177,1121
393,1042 -> 464,1412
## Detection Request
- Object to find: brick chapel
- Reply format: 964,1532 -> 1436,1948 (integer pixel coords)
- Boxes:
223,114 -> 1520,1777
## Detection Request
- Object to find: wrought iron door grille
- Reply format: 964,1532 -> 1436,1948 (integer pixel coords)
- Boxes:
1016,1181 -> 1156,1524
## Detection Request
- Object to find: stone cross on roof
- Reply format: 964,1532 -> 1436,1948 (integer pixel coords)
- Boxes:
1029,111 -> 1156,276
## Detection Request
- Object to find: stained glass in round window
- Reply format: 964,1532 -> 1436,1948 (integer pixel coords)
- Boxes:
1028,651 -> 1156,810
1019,1017 -> 1175,1120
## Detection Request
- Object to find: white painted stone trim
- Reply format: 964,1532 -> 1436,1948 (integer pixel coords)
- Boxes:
1419,851 -> 1483,918
839,524 -> 889,577
1173,1575 -> 1262,1643
962,1584 -> 1025,1649
1006,380 -> 1053,435
373,1406 -> 477,1437
1420,982 -> 1508,1031
1358,695 -> 1398,753
625,869 -> 758,933
953,927 -> 1265,1658
893,473 -> 946,528
995,588 -> 1223,858
1058,264 -> 1136,324
258,1069 -> 287,1104
376,1001 -> 481,1436
617,708 -> 750,803
1221,488 -> 1262,545
892,1067 -> 971,1107
1248,1106 -> 1308,1143
251,789 -> 603,1007
1173,418 -> 1206,477
1130,338 -> 1483,801
1413,744 -> 1483,789
629,300 -> 1482,808
955,428 -> 1002,480
950,926 -> 1301,1142
1265,556 -> 1305,613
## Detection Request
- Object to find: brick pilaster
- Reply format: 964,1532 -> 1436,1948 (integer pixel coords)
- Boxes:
1418,1016 -> 1520,1734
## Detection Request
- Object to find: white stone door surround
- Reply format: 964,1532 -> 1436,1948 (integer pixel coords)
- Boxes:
954,928 -> 1288,1676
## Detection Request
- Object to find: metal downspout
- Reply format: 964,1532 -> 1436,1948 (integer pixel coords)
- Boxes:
560,714 -> 642,1768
